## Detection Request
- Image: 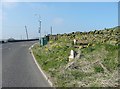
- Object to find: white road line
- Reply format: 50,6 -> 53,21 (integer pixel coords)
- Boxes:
29,43 -> 53,87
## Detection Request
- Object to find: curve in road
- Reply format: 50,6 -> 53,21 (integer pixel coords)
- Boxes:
2,41 -> 50,87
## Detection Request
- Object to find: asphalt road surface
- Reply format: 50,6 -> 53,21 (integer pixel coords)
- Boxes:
2,41 -> 51,87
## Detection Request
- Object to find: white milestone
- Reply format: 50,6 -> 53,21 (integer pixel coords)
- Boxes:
69,50 -> 75,59
74,39 -> 76,45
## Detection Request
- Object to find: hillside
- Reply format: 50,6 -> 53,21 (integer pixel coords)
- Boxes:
32,26 -> 120,87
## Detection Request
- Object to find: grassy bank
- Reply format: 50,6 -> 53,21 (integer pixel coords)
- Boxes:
32,26 -> 119,87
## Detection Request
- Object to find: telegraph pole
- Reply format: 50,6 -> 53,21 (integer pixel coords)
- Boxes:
35,14 -> 42,44
25,25 -> 29,40
38,19 -> 41,41
51,26 -> 52,35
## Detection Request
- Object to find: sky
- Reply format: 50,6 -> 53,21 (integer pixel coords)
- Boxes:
1,1 -> 118,39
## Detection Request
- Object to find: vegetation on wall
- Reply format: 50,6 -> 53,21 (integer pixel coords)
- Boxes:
32,26 -> 119,87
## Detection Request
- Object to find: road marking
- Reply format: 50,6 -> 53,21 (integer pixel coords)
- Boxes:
29,43 -> 53,87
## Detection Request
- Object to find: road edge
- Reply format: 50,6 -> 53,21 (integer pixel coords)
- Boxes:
29,43 -> 53,87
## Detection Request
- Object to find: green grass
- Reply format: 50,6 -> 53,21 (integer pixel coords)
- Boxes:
71,70 -> 85,80
104,44 -> 118,52
102,44 -> 118,72
82,46 -> 95,54
90,83 -> 101,87
32,42 -> 118,87
103,58 -> 118,72
32,41 -> 71,73
94,65 -> 104,73
32,27 -> 119,87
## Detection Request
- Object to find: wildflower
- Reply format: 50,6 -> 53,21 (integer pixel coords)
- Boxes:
92,44 -> 95,46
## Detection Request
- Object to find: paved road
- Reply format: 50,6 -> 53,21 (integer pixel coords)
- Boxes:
2,41 -> 50,87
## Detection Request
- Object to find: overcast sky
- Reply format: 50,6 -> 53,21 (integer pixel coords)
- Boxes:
1,1 -> 118,39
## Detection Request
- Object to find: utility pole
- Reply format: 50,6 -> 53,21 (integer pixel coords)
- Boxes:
51,26 -> 52,35
38,18 -> 41,41
35,14 -> 42,44
25,25 -> 29,40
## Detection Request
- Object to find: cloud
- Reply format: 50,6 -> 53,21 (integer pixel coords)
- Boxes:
52,17 -> 64,26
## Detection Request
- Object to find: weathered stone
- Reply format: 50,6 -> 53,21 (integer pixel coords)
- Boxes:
69,50 -> 75,61
74,39 -> 77,45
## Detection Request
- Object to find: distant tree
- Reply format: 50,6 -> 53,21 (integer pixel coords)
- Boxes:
72,32 -> 74,34
104,28 -> 107,30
